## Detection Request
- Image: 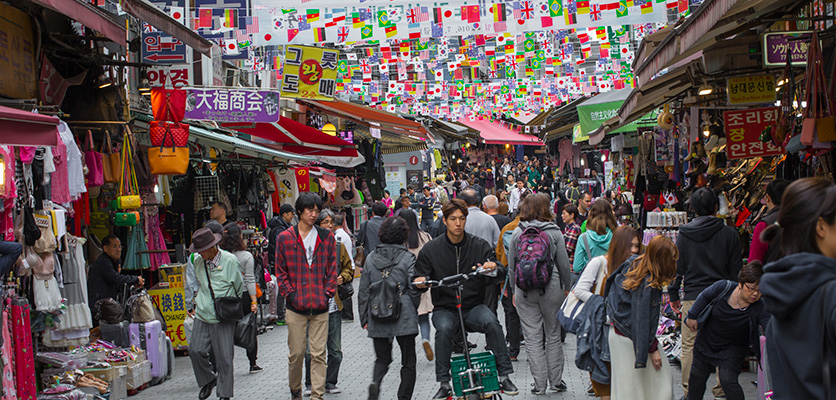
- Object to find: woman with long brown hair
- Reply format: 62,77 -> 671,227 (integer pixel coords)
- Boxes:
605,236 -> 678,399
507,193 -> 573,394
574,226 -> 639,399
573,198 -> 618,275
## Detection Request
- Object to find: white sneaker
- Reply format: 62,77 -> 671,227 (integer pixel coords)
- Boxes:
303,386 -> 311,397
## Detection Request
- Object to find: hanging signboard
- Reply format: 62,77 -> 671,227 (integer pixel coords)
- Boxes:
722,107 -> 784,159
763,31 -> 813,67
572,123 -> 586,143
0,3 -> 37,99
148,65 -> 193,88
184,88 -> 280,122
727,75 -> 776,105
148,287 -> 188,348
281,45 -> 340,100
295,167 -> 311,192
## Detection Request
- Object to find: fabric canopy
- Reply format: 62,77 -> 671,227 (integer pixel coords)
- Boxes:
222,117 -> 358,158
0,105 -> 60,146
458,119 -> 544,146
302,99 -> 429,140
31,0 -> 126,47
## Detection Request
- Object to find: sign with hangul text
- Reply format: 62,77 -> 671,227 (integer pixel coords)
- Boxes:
147,66 -> 192,88
763,31 -> 814,67
0,2 -> 37,99
185,88 -> 280,122
148,287 -> 188,348
727,75 -> 776,105
722,107 -> 785,159
141,0 -> 188,64
281,45 -> 340,100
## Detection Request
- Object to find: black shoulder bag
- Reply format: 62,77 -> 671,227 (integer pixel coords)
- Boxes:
203,260 -> 244,322
369,264 -> 402,322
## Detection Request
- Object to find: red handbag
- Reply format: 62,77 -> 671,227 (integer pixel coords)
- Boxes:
149,121 -> 190,147
150,87 -> 186,122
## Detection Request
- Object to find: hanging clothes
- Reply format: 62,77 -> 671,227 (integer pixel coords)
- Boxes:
11,299 -> 36,400
1,309 -> 15,400
144,211 -> 170,270
57,121 -> 87,201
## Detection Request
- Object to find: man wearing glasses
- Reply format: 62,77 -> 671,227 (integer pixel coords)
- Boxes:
87,235 -> 145,326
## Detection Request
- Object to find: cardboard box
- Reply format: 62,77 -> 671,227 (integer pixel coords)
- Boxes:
126,360 -> 151,390
82,366 -> 117,382
110,372 -> 128,400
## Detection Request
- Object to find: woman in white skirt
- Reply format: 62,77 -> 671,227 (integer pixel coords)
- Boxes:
604,236 -> 678,400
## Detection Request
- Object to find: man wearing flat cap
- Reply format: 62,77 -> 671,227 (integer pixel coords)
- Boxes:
187,228 -> 243,400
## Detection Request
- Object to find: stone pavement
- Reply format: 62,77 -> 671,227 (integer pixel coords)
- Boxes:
133,300 -> 758,400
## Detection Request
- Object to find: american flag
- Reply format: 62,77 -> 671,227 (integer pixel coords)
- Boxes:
246,16 -> 259,34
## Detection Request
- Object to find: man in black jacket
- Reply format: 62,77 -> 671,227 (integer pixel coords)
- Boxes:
669,188 -> 742,398
87,235 -> 144,325
414,199 -> 519,399
357,202 -> 388,256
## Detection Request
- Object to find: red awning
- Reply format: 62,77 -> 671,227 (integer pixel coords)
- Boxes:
221,117 -> 358,158
0,105 -> 59,146
458,118 -> 544,146
31,0 -> 126,47
301,99 -> 429,140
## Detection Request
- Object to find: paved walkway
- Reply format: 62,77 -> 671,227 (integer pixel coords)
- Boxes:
133,300 -> 758,400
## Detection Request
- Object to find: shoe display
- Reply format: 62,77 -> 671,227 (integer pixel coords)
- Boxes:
423,339 -> 434,361
499,378 -> 519,395
368,383 -> 380,400
325,384 -> 342,394
432,386 -> 452,400
198,379 -> 216,400
249,365 -> 263,374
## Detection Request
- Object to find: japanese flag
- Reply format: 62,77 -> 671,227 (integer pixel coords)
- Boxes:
435,69 -> 443,79
169,6 -> 185,24
379,63 -> 389,73
224,39 -> 239,55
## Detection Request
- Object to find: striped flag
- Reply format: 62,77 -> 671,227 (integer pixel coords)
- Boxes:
245,16 -> 259,34
313,27 -> 326,42
492,3 -> 507,22
306,9 -> 320,22
224,9 -> 238,28
640,2 -> 653,13
385,25 -> 398,38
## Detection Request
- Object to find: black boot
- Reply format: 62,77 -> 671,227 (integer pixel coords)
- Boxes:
198,379 -> 216,400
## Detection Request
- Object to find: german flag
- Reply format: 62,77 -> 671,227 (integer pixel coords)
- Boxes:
493,3 -> 507,22
224,8 -> 238,28
564,12 -> 577,24
313,27 -> 326,42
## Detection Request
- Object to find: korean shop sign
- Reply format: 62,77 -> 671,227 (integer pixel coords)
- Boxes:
722,107 -> 784,159
763,31 -> 814,67
281,45 -> 340,100
185,89 -> 280,123
726,75 -> 776,105
148,287 -> 188,348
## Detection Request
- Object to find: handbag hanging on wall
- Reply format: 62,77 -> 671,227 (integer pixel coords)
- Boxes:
801,31 -> 835,146
102,131 -> 122,184
84,130 -> 104,187
148,124 -> 189,175
118,132 -> 141,209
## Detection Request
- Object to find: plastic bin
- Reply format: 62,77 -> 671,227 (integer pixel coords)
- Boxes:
451,351 -> 500,396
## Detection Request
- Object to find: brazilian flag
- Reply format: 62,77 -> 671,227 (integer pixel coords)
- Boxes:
549,0 -> 563,17
616,1 -> 629,17
361,24 -> 373,39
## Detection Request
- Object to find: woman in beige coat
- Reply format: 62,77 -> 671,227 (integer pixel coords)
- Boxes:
398,208 -> 434,360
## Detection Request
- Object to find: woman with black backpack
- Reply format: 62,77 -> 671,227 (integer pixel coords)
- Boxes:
357,216 -> 420,400
506,193 -> 573,394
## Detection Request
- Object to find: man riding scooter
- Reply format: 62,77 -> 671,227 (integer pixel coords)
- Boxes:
414,199 -> 519,400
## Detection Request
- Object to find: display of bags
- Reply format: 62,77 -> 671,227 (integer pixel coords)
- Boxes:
114,211 -> 140,226
103,132 -> 122,184
133,143 -> 155,188
801,31 -> 835,146
123,226 -> 151,270
150,87 -> 186,122
149,121 -> 189,147
148,146 -> 189,176
83,130 -> 104,187
118,132 -> 142,209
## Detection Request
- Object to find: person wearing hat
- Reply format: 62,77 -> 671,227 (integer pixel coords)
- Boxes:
186,221 -> 224,315
187,228 -> 244,400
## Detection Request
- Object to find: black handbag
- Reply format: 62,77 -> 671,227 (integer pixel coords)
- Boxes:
338,282 -> 354,300
203,261 -> 244,322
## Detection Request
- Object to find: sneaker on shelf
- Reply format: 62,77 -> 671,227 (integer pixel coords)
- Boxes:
249,365 -> 264,374
325,384 -> 342,394
551,380 -> 568,392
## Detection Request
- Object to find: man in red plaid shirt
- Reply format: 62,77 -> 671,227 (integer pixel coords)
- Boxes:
275,193 -> 338,400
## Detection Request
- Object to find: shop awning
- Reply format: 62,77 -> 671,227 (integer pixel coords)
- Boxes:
300,99 -> 430,140
0,105 -> 60,146
188,124 -> 314,162
458,118 -> 544,146
221,117 -> 359,158
588,62 -> 695,145
121,0 -> 213,56
633,0 -> 798,87
31,0 -> 126,46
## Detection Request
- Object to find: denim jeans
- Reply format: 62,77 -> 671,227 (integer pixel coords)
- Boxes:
432,305 -> 514,382
418,314 -> 431,341
373,335 -> 417,400
306,312 -> 342,386
0,241 -> 22,277
420,219 -> 434,233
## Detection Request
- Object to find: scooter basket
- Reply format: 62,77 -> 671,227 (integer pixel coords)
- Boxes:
451,351 -> 500,396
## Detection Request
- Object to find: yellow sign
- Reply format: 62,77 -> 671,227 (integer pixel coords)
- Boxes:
572,123 -> 587,143
148,287 -> 189,348
0,3 -> 37,99
727,75 -> 776,105
281,45 -> 340,100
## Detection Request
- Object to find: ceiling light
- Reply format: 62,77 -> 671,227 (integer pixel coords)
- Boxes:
698,83 -> 712,96
98,73 -> 113,89
777,79 -> 785,86
703,125 -> 711,137
138,78 -> 151,93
